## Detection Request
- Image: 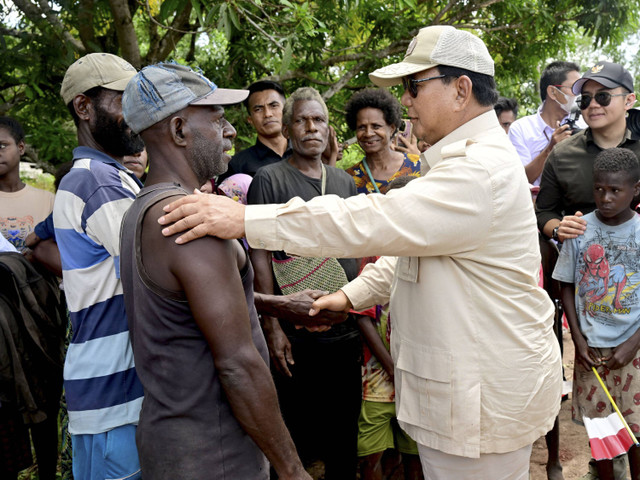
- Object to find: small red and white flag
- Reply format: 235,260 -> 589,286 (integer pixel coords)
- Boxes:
583,413 -> 636,460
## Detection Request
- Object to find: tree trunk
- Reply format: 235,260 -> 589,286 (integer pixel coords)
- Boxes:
147,4 -> 193,64
108,0 -> 141,68
77,0 -> 96,51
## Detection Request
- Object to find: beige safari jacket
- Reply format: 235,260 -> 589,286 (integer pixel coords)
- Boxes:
245,110 -> 562,458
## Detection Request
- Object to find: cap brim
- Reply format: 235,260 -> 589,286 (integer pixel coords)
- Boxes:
369,61 -> 439,87
572,76 -> 621,95
192,88 -> 249,106
102,72 -> 137,92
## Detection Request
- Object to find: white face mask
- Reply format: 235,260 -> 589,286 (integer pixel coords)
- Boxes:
554,87 -> 577,115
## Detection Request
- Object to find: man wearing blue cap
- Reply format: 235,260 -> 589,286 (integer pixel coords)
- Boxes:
120,63 -> 310,480
537,61 -> 640,243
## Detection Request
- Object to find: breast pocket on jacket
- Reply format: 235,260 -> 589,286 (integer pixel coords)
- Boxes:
396,256 -> 419,283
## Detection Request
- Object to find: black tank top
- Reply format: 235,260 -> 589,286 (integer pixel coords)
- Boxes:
120,183 -> 269,479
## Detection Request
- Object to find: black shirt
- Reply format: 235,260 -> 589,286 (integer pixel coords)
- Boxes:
221,138 -> 292,181
536,127 -> 640,231
248,158 -> 359,340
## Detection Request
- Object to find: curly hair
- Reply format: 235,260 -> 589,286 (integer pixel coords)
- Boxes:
282,87 -> 328,127
0,116 -> 25,144
594,148 -> 640,183
344,88 -> 403,132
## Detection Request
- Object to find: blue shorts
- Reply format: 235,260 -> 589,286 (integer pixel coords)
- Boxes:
72,424 -> 141,480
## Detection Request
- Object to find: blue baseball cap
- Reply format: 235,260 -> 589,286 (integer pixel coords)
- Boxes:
123,63 -> 248,133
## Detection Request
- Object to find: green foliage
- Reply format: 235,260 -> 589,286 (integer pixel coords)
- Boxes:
21,171 -> 55,193
2,0 -> 640,170
337,143 -> 364,171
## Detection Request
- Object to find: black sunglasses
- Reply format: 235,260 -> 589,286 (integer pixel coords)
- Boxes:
402,74 -> 450,98
578,91 -> 627,110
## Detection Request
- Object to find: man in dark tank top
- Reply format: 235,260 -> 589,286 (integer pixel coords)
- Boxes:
119,63 -> 311,480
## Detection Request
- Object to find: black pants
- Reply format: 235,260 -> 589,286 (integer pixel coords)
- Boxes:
274,333 -> 362,480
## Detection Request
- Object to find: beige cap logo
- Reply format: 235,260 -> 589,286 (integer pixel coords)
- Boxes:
405,37 -> 417,57
591,64 -> 604,73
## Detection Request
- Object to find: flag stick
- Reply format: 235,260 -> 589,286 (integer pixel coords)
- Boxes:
592,366 -> 640,447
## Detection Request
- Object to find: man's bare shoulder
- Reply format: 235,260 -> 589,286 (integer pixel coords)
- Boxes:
146,196 -> 233,249
141,194 -> 239,291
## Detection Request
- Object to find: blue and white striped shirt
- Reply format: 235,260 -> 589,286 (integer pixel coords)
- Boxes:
54,146 -> 144,435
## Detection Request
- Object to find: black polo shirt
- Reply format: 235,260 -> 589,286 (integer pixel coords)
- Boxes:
220,139 -> 292,181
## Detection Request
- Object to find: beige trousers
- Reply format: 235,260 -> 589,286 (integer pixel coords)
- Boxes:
418,443 -> 532,480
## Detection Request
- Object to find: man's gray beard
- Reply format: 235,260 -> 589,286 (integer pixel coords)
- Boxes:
191,131 -> 227,184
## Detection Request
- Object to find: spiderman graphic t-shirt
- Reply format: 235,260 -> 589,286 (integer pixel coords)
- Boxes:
553,212 -> 640,347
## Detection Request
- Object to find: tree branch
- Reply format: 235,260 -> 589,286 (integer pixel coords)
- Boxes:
236,4 -> 285,52
320,37 -> 412,67
322,59 -> 373,101
0,93 -> 26,116
244,0 -> 287,37
267,69 -> 334,85
0,25 -> 37,41
432,0 -> 457,24
142,0 -> 198,35
439,0 -> 503,26
12,0 -> 85,52
320,24 -> 418,67
152,3 -> 194,63
452,22 -> 526,32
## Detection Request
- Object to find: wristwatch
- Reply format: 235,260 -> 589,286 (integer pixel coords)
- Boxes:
552,226 -> 560,242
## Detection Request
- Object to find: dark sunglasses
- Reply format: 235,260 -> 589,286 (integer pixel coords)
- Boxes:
578,91 -> 627,110
402,74 -> 450,98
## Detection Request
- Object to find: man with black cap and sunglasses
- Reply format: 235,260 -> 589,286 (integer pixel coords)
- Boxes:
157,25 -> 562,479
536,61 -> 640,243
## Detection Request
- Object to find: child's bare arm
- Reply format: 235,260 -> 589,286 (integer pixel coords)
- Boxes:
561,282 -> 599,369
606,328 -> 640,370
356,314 -> 394,379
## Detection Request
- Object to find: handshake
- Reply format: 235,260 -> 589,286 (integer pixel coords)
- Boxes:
255,289 -> 351,332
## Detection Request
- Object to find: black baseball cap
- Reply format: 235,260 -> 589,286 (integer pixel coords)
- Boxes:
572,61 -> 634,95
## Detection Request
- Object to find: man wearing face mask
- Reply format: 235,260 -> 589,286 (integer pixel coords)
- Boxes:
509,61 -> 585,186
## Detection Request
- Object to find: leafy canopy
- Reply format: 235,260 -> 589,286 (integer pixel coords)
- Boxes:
1,0 -> 639,170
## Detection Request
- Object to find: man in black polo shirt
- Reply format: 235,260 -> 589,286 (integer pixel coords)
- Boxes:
223,80 -> 292,179
537,61 -> 640,243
